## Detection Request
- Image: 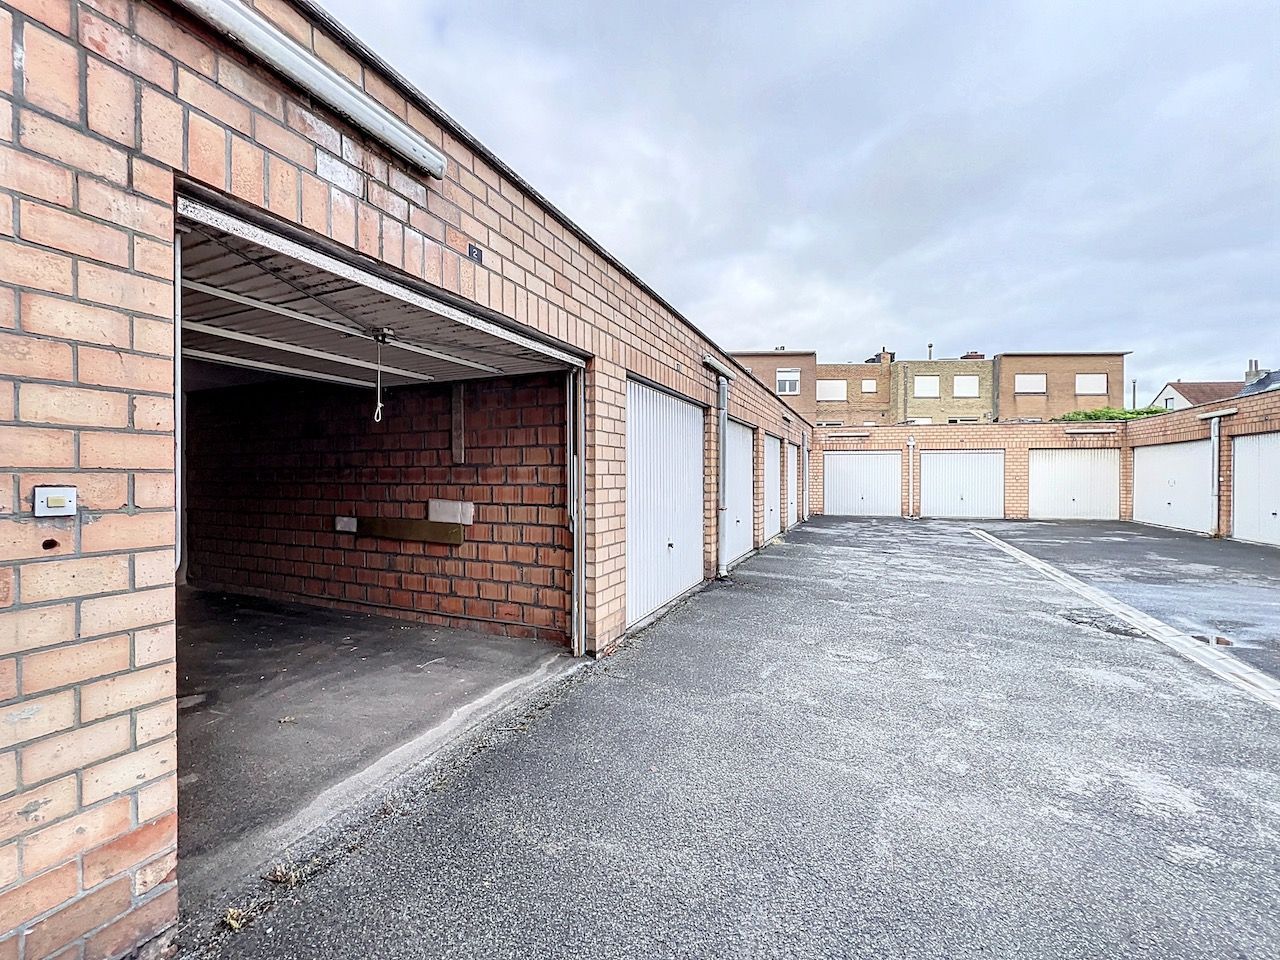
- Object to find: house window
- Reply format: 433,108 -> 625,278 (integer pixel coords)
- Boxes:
816,379 -> 848,401
948,417 -> 979,424
1075,373 -> 1108,395
816,420 -> 843,427
952,374 -> 980,398
862,421 -> 878,426
913,375 -> 940,398
906,417 -> 933,425
1014,373 -> 1047,394
775,368 -> 800,395
1164,397 -> 1175,409
861,379 -> 878,393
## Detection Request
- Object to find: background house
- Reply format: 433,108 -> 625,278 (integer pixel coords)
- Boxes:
992,352 -> 1128,421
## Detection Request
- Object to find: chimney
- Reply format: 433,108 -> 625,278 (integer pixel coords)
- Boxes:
961,351 -> 985,360
927,342 -> 934,360
1245,359 -> 1268,384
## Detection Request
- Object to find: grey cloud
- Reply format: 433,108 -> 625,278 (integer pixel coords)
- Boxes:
321,0 -> 1278,403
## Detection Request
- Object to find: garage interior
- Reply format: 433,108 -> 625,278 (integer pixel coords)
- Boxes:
172,196 -> 585,910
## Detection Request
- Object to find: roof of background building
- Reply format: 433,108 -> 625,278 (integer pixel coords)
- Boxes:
1166,381 -> 1246,404
1238,372 -> 1280,397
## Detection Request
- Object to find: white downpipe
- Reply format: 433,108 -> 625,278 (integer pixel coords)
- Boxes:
906,435 -> 917,518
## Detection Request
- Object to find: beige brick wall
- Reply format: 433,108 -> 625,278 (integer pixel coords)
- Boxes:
0,0 -> 808,953
889,358 -> 994,424
993,354 -> 1126,421
814,361 -> 891,425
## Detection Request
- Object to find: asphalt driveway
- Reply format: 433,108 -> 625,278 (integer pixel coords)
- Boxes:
192,518 -> 1280,960
978,520 -> 1280,682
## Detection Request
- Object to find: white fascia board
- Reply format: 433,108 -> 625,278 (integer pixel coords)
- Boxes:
171,0 -> 447,179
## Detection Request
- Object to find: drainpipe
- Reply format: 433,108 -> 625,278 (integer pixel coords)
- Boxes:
703,355 -> 736,577
1197,407 -> 1237,538
906,435 -> 916,518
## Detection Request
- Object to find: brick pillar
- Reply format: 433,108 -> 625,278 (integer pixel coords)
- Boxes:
582,357 -> 625,654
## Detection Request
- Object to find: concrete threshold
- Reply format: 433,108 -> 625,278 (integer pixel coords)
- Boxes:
175,590 -> 584,922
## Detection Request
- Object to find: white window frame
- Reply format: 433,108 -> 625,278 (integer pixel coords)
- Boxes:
816,379 -> 848,402
913,375 -> 940,398
1075,373 -> 1108,395
948,417 -> 979,424
775,368 -> 801,396
861,379 -> 878,394
816,420 -> 843,427
1014,373 -> 1047,394
952,374 -> 980,398
1164,397 -> 1175,409
907,417 -> 933,425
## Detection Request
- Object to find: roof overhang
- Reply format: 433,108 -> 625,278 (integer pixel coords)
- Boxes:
177,195 -> 583,390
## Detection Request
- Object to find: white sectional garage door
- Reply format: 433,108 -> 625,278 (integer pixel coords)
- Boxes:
626,380 -> 705,626
786,442 -> 799,528
824,452 -> 901,516
764,435 -> 782,539
725,420 -> 755,563
920,450 -> 1004,518
1028,449 -> 1120,520
1132,440 -> 1212,533
1232,432 -> 1280,547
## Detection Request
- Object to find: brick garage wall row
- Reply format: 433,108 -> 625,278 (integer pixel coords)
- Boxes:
185,373 -> 572,643
811,422 -> 1125,519
0,0 -> 806,954
810,390 -> 1280,531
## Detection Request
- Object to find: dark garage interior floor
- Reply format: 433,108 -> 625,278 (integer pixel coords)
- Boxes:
176,589 -> 574,915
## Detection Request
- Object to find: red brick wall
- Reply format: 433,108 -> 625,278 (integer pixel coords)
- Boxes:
185,374 -> 571,643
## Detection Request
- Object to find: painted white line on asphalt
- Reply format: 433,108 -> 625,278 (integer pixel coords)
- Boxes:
971,529 -> 1280,712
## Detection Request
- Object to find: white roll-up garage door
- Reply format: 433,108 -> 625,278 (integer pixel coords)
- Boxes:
626,380 -> 705,626
1028,449 -> 1120,520
824,452 -> 901,516
764,435 -> 782,539
786,442 -> 799,529
1232,432 -> 1280,547
920,450 -> 1004,518
725,420 -> 755,563
1132,440 -> 1212,533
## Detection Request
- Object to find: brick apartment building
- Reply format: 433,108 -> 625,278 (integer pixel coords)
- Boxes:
741,346 -> 1128,426
729,349 -> 818,422
0,0 -> 810,954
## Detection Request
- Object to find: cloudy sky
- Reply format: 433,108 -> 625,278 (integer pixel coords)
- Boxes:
323,0 -> 1278,404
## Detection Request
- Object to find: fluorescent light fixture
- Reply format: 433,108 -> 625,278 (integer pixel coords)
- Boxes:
172,0 -> 447,179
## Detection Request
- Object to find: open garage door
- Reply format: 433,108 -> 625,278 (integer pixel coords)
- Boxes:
626,380 -> 705,626
764,435 -> 782,539
725,420 -> 755,564
1028,449 -> 1120,520
786,442 -> 799,528
1232,433 -> 1280,547
920,450 -> 1005,519
824,451 -> 901,516
1133,440 -> 1212,533
173,195 -> 589,910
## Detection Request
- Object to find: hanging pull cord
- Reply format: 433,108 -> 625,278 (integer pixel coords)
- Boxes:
373,333 -> 387,423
